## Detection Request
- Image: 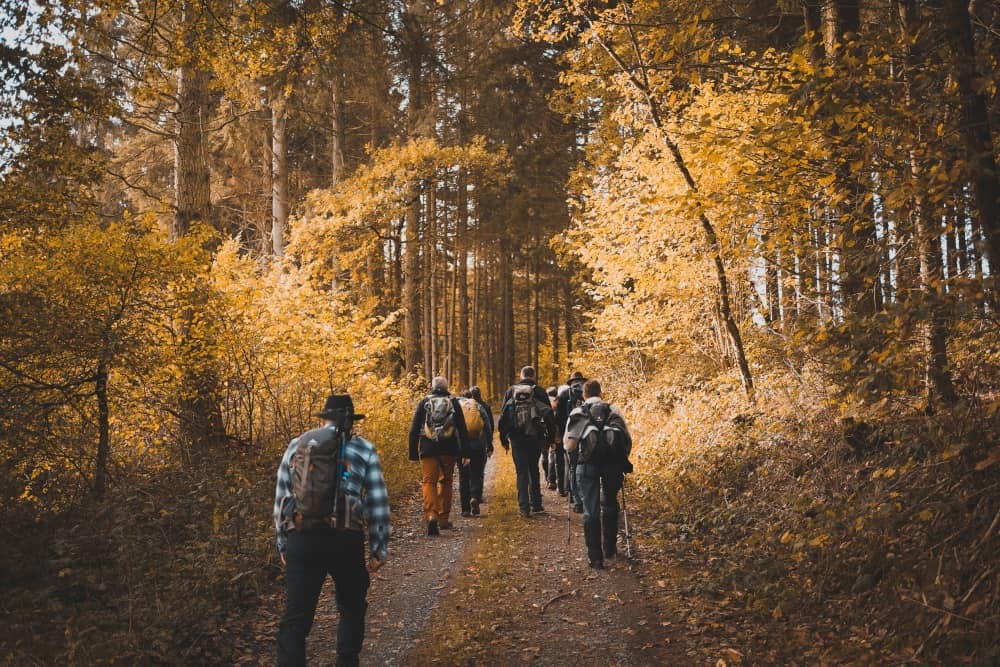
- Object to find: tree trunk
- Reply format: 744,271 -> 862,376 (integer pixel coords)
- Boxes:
404,192 -> 423,373
501,242 -> 515,386
456,171 -> 470,387
173,11 -> 211,239
899,0 -> 957,407
173,0 -> 224,452
271,91 -> 289,258
944,0 -> 1000,276
93,362 -> 109,498
331,71 -> 345,186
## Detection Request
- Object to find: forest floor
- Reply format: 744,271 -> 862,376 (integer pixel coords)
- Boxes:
235,454 -> 761,667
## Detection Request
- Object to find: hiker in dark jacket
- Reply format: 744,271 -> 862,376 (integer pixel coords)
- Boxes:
274,394 -> 389,667
408,376 -> 470,535
556,371 -> 588,513
499,366 -> 555,517
458,386 -> 494,517
564,379 -> 632,569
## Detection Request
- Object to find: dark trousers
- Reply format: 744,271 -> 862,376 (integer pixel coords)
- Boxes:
577,463 -> 623,564
277,530 -> 370,667
567,449 -> 582,506
547,443 -> 566,492
511,440 -> 543,512
458,449 -> 487,511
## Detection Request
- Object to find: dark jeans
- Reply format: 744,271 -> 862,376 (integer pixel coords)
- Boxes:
511,440 -> 543,512
576,463 -> 623,564
458,449 -> 487,511
277,530 -> 370,667
567,449 -> 581,506
547,443 -> 566,492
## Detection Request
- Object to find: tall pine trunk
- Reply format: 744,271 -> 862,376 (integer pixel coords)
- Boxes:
173,0 -> 224,452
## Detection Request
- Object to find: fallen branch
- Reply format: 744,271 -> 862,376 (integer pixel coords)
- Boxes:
901,596 -> 981,625
974,509 -> 1000,549
540,589 -> 577,614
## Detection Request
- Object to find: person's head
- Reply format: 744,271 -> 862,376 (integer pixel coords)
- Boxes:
546,386 -> 557,398
470,386 -> 483,401
431,376 -> 449,393
520,366 -> 536,381
582,379 -> 602,399
460,389 -> 472,398
566,371 -> 587,386
316,394 -> 366,429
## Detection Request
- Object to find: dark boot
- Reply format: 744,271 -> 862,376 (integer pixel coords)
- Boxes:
583,522 -> 603,567
602,513 -> 618,558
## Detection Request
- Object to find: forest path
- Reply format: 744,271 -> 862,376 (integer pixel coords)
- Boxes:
404,453 -> 690,666
245,453 -> 711,666
307,461 -> 500,666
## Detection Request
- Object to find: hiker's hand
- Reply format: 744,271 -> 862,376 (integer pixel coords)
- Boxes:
367,557 -> 385,573
462,458 -> 471,466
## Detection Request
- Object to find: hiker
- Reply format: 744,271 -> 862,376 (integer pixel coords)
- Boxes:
458,386 -> 494,517
546,385 -> 565,495
556,372 -> 588,513
274,394 -> 390,667
499,366 -> 555,517
563,379 -> 632,569
408,376 -> 471,535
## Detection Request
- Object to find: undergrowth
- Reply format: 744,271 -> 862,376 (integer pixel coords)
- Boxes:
0,390 -> 418,665
628,368 -> 1000,664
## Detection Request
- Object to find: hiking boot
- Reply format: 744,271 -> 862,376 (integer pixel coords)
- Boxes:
547,481 -> 557,490
589,559 -> 604,570
461,510 -> 472,517
439,519 -> 454,529
531,506 -> 546,515
572,503 -> 584,513
427,519 -> 440,536
519,510 -> 531,518
558,490 -> 568,497
471,499 -> 480,516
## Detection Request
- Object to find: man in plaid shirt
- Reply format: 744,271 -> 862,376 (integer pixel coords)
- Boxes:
273,394 -> 390,667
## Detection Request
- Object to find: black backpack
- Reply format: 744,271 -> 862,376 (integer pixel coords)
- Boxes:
288,427 -> 347,531
423,395 -> 457,441
578,401 -> 628,465
502,383 -> 551,440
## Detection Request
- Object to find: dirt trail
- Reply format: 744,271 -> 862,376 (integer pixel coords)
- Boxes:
405,455 -> 686,666
249,456 -> 687,666
296,461 -> 498,666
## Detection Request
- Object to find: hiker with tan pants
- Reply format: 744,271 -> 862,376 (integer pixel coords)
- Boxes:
408,376 -> 471,535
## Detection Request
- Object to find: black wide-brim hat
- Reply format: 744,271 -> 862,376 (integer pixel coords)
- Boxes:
316,394 -> 366,420
566,371 -> 587,385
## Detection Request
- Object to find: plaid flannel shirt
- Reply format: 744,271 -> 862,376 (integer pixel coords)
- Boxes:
273,426 -> 391,561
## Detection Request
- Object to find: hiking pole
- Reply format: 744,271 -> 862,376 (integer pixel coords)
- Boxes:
620,478 -> 633,559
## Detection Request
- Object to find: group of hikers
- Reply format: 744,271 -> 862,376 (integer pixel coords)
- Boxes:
272,366 -> 632,666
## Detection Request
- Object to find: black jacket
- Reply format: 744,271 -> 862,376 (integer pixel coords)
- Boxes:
499,379 -> 555,447
555,382 -> 585,440
408,390 -> 470,460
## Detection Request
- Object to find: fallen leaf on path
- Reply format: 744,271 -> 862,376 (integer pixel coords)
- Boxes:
720,648 -> 743,664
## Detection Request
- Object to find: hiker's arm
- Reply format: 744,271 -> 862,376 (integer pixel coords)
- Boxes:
362,446 -> 391,563
408,402 -> 423,461
479,404 -> 494,454
453,398 -> 470,459
273,439 -> 296,557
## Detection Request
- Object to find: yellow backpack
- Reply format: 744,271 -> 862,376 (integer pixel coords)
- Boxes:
457,397 -> 484,439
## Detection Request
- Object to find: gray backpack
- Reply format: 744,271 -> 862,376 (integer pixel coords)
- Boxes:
423,395 -> 457,441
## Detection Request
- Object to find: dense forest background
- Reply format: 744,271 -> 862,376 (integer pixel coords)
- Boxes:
2,0 -> 999,663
